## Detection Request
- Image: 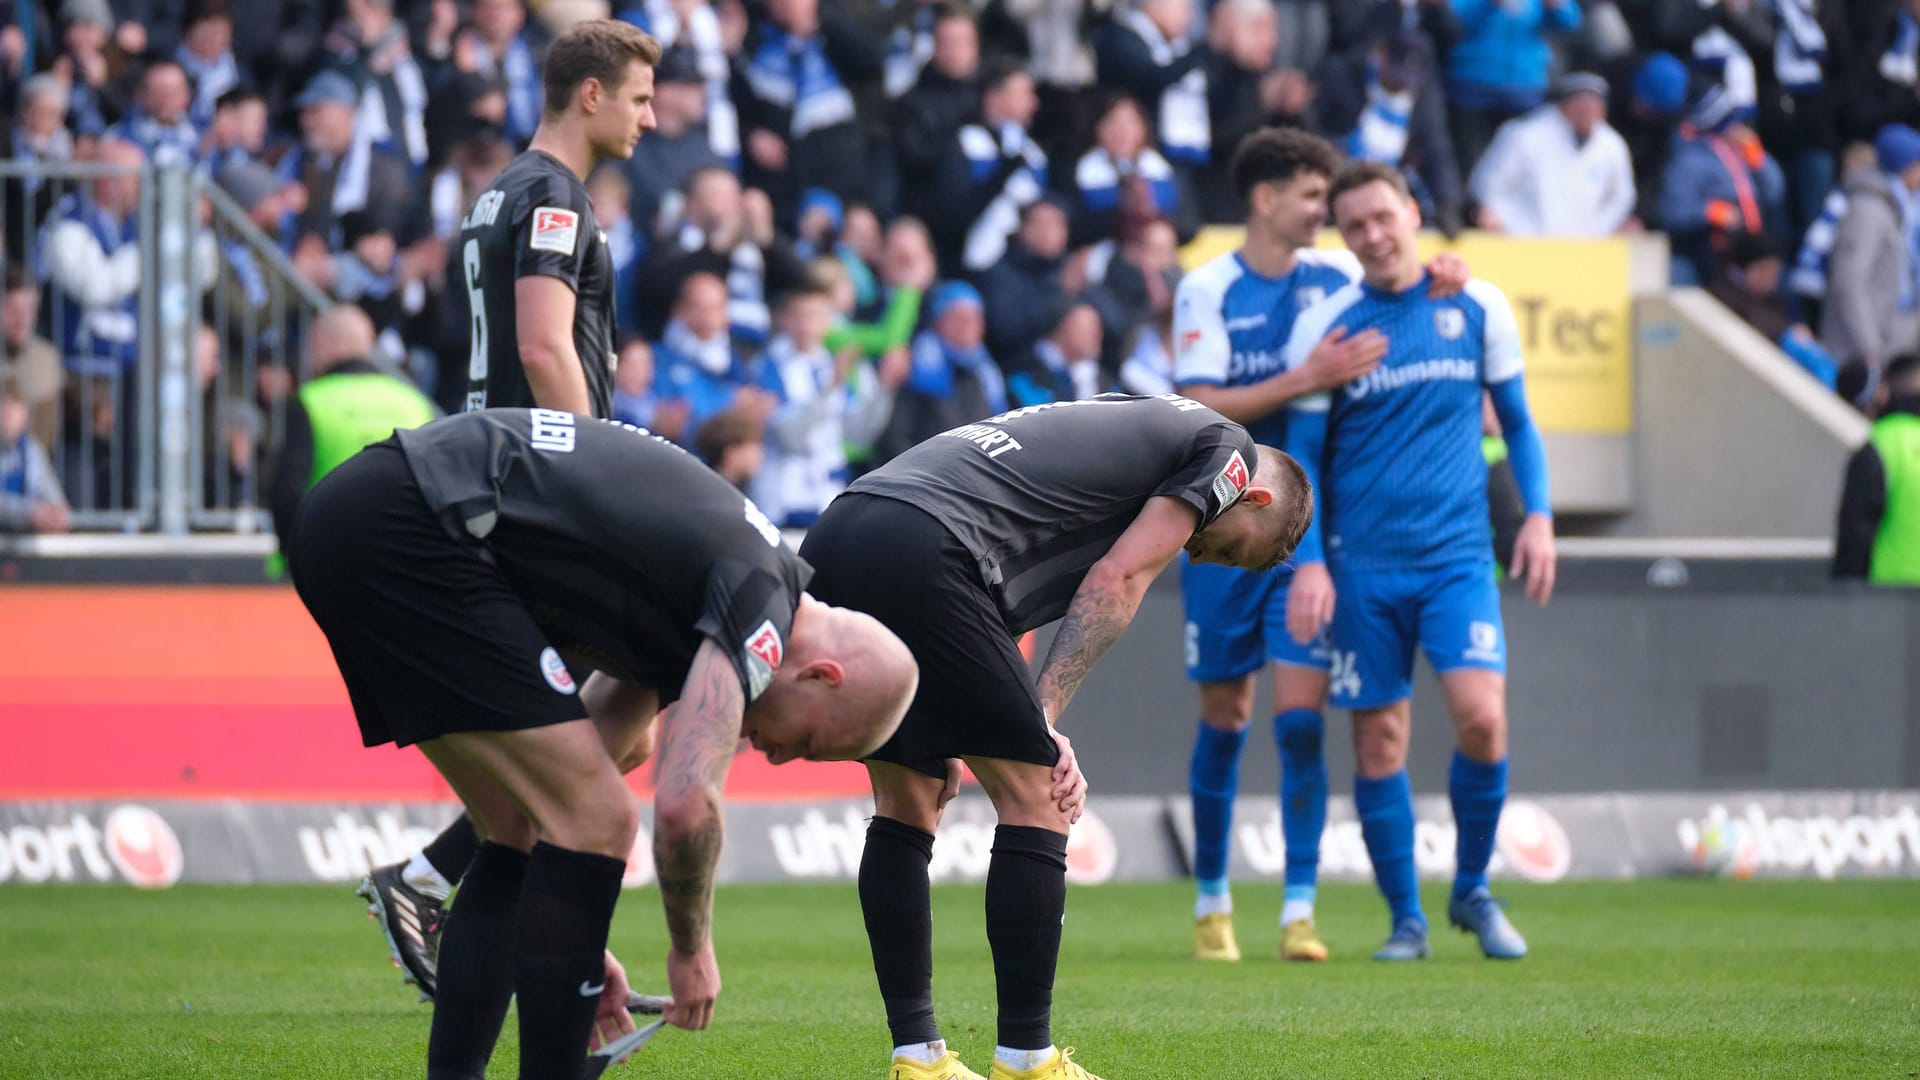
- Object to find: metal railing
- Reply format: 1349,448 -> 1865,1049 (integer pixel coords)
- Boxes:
1,160 -> 331,535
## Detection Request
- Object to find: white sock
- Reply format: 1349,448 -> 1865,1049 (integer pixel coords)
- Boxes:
401,852 -> 453,901
995,1046 -> 1056,1072
1281,898 -> 1315,925
1194,890 -> 1233,919
893,1041 -> 946,1065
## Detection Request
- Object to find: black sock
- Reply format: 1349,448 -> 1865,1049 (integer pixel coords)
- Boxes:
514,841 -> 625,1080
426,842 -> 527,1080
986,825 -> 1068,1051
424,815 -> 482,884
859,816 -> 939,1047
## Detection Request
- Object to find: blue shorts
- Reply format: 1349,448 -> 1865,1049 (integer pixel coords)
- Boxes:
1180,557 -> 1330,683
1326,559 -> 1504,711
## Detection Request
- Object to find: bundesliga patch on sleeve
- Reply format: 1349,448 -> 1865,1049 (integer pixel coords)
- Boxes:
529,207 -> 580,255
1211,449 -> 1250,511
742,619 -> 784,700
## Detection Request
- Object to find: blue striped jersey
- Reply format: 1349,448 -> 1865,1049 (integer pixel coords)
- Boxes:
1285,276 -> 1525,571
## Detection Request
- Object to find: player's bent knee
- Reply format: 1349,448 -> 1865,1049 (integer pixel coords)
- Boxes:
1198,679 -> 1257,731
1352,709 -> 1410,776
1454,707 -> 1507,762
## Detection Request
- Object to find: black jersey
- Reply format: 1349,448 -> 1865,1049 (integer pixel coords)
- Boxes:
848,393 -> 1259,632
458,150 -> 617,419
395,409 -> 812,703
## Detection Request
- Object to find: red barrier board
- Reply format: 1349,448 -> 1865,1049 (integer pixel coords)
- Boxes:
0,586 -> 872,802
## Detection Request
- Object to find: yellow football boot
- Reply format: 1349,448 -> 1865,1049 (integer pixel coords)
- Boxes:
1280,916 -> 1329,962
1193,911 -> 1242,961
988,1047 -> 1106,1080
890,1049 -> 987,1080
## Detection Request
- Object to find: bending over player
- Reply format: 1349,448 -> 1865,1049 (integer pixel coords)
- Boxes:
1283,162 -> 1556,962
289,408 -> 916,1077
800,393 -> 1315,1080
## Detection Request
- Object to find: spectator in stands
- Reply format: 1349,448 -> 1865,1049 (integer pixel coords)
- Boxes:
1757,0 -> 1844,236
460,0 -> 542,147
1319,11 -> 1465,236
1119,307 -> 1176,396
1095,0 -> 1211,174
930,60 -> 1047,274
823,217 -> 933,370
624,45 -> 724,238
639,166 -> 812,344
1470,73 -> 1635,236
41,138 -> 145,384
652,271 -> 773,445
208,159 -> 305,381
1841,0 -> 1920,141
276,69 -> 412,253
229,0 -> 323,119
1821,125 -> 1920,376
1790,141 -> 1878,331
1444,0 -> 1582,175
692,404 -> 766,490
13,73 -> 75,173
615,0 -> 740,167
1083,212 -> 1180,367
1003,0 -> 1098,163
1070,92 -> 1194,246
268,304 -> 435,554
51,0 -> 127,136
0,3 -> 54,114
176,1 -> 237,132
978,196 -> 1074,364
736,0 -> 881,215
300,210 -> 429,359
1196,0 -> 1293,223
587,164 -> 645,336
199,85 -> 266,170
1706,232 -> 1838,388
108,0 -> 180,58
612,335 -> 665,429
322,0 -> 430,169
1623,51 -> 1690,231
750,279 -> 895,526
1,267 -> 62,451
0,374 -> 71,535
427,132 -> 511,241
1661,84 -> 1787,285
1639,0 -> 1772,133
1008,299 -> 1103,405
1834,353 -> 1920,584
112,58 -> 200,167
878,279 -> 1003,458
894,3 -> 980,220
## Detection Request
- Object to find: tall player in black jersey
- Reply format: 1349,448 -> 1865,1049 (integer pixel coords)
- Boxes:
798,394 -> 1315,1080
459,19 -> 658,418
358,18 -> 661,998
290,409 -> 918,1079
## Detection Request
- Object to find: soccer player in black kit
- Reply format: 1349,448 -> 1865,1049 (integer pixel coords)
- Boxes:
358,17 -> 661,998
290,408 -> 918,1079
799,393 -> 1315,1080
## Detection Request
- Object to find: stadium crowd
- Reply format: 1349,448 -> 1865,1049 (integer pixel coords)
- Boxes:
1,0 -> 1919,536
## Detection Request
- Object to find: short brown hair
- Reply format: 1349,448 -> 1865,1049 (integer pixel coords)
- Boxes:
1327,160 -> 1413,214
694,406 -> 764,466
543,19 -> 663,116
1230,127 -> 1342,207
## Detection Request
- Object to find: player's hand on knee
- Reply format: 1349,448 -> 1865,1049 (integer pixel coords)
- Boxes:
938,758 -> 964,811
665,940 -> 721,1031
1286,564 -> 1335,645
1049,729 -> 1088,824
589,949 -> 639,1056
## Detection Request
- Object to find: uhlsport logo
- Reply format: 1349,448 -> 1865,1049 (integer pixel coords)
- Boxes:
1674,802 -> 1920,880
0,805 -> 184,886
1494,800 -> 1571,883
539,647 -> 577,694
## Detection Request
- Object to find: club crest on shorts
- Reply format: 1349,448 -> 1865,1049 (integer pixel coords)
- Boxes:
1464,620 -> 1502,662
1435,307 -> 1465,340
743,620 -> 784,700
529,207 -> 579,254
1211,449 -> 1250,511
538,646 -> 577,694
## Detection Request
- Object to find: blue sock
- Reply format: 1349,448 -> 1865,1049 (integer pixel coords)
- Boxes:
1450,751 -> 1508,900
1274,709 -> 1326,900
1354,770 -> 1423,929
1188,722 -> 1248,891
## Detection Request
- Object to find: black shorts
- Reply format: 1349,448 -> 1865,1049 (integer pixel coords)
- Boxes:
800,493 -> 1058,778
288,440 -> 586,748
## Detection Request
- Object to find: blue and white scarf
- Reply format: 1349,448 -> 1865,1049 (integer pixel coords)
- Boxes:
1884,10 -> 1919,86
1772,0 -> 1826,95
958,123 -> 1048,271
908,329 -> 1007,414
176,44 -> 238,131
1121,9 -> 1209,165
114,109 -> 201,169
1789,187 -> 1846,301
1075,146 -> 1179,214
663,316 -> 736,378
747,27 -> 856,139
1347,61 -> 1415,166
37,192 -> 139,376
884,1 -> 936,99
1693,1 -> 1757,120
749,334 -> 850,525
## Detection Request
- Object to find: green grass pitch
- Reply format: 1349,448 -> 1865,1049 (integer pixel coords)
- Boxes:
3,880 -> 1917,1078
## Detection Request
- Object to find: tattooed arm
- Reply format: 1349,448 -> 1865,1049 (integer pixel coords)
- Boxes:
651,638 -> 746,1030
1034,495 -> 1200,724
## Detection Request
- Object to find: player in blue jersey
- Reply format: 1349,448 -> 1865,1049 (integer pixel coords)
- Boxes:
1282,160 -> 1556,961
1173,128 -> 1469,964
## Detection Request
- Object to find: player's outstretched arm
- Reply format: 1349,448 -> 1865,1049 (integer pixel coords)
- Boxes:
651,638 -> 745,1031
1488,374 -> 1556,604
516,275 -> 595,415
1035,496 -> 1198,725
